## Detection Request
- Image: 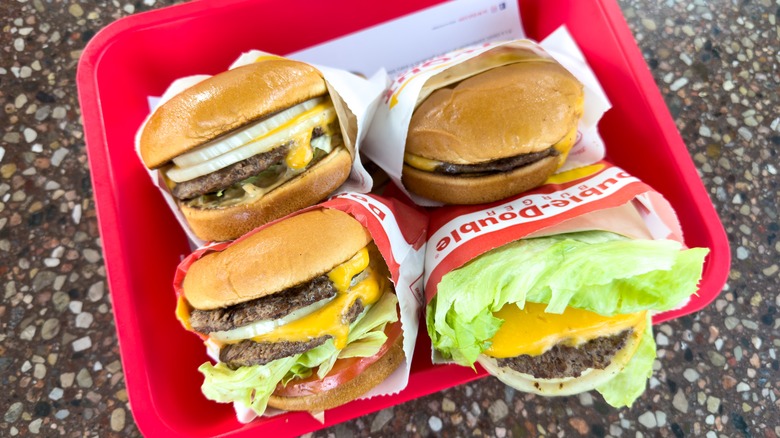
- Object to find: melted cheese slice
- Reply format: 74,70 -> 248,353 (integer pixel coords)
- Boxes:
403,152 -> 440,172
175,296 -> 192,331
285,129 -> 314,170
247,247 -> 384,349
484,302 -> 647,358
551,124 -> 579,156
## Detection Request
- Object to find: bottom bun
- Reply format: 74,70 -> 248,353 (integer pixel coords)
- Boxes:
180,147 -> 353,242
402,155 -> 561,204
267,335 -> 405,412
476,328 -> 644,397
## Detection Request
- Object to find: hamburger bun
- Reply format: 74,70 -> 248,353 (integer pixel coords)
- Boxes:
182,208 -> 372,310
268,313 -> 405,412
179,147 -> 353,243
177,207 -> 406,418
403,60 -> 584,204
140,59 -> 329,168
402,155 -> 560,205
139,59 -> 354,241
477,324 -> 645,397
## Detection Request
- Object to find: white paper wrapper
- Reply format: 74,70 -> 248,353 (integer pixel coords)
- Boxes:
287,0 -> 526,78
135,51 -> 386,247
363,27 -> 612,207
172,192 -> 427,423
421,162 -> 689,363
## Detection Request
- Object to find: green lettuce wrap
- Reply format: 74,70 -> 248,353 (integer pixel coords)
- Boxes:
426,230 -> 708,407
201,290 -> 399,417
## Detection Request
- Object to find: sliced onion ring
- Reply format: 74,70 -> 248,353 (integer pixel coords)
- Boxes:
167,106 -> 336,183
173,98 -> 323,168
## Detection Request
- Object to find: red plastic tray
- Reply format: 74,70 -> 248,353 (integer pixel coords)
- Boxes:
76,0 -> 730,436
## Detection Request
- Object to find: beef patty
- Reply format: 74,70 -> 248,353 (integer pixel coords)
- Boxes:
189,275 -> 336,334
496,330 -> 631,379
435,147 -> 558,175
219,300 -> 366,369
171,143 -> 291,201
172,127 -> 328,200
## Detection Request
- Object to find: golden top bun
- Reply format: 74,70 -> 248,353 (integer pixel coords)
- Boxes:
180,146 -> 353,242
182,208 -> 372,310
406,61 -> 583,164
140,59 -> 328,169
267,333 -> 405,412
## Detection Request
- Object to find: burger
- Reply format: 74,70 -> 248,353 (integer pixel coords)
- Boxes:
402,55 -> 585,204
174,208 -> 404,415
426,230 -> 708,407
139,58 -> 353,242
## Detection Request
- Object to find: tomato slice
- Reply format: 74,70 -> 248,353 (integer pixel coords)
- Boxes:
273,320 -> 403,397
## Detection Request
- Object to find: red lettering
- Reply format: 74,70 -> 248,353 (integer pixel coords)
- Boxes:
460,221 -> 481,235
580,187 -> 603,198
368,203 -> 386,220
345,194 -> 385,220
450,229 -> 462,243
478,216 -> 499,228
550,199 -> 570,208
518,205 -> 543,218
436,237 -> 450,252
499,211 -> 517,220
597,178 -> 618,191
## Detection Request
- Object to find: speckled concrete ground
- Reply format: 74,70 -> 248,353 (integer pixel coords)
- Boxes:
0,0 -> 778,437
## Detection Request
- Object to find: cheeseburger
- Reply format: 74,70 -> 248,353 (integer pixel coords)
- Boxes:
402,54 -> 585,204
175,209 -> 404,415
140,59 -> 353,242
427,231 -> 708,407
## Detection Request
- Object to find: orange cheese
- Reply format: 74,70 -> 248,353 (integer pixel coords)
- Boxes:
552,124 -> 578,154
484,302 -> 646,358
285,129 -> 314,170
280,102 -> 337,170
175,296 -> 192,331
403,122 -> 580,173
248,247 -> 382,349
403,152 -> 440,172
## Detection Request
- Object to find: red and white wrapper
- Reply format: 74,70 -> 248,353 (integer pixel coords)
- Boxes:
135,51 -> 387,248
424,161 -> 685,305
363,27 -> 612,207
173,192 -> 427,422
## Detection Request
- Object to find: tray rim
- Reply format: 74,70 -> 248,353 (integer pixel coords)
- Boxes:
75,0 -> 731,436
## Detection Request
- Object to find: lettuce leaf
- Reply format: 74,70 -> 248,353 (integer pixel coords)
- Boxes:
199,290 -> 399,416
427,231 -> 707,404
303,290 -> 399,379
344,288 -> 399,348
596,315 -> 656,407
285,339 -> 337,384
199,355 -> 299,416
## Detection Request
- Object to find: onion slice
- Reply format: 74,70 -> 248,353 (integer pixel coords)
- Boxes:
167,106 -> 336,183
173,98 -> 323,167
209,296 -> 335,343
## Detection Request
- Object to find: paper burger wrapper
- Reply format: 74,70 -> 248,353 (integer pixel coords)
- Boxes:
363,26 -> 611,207
173,192 -> 427,423
135,51 -> 387,248
422,161 -> 688,362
